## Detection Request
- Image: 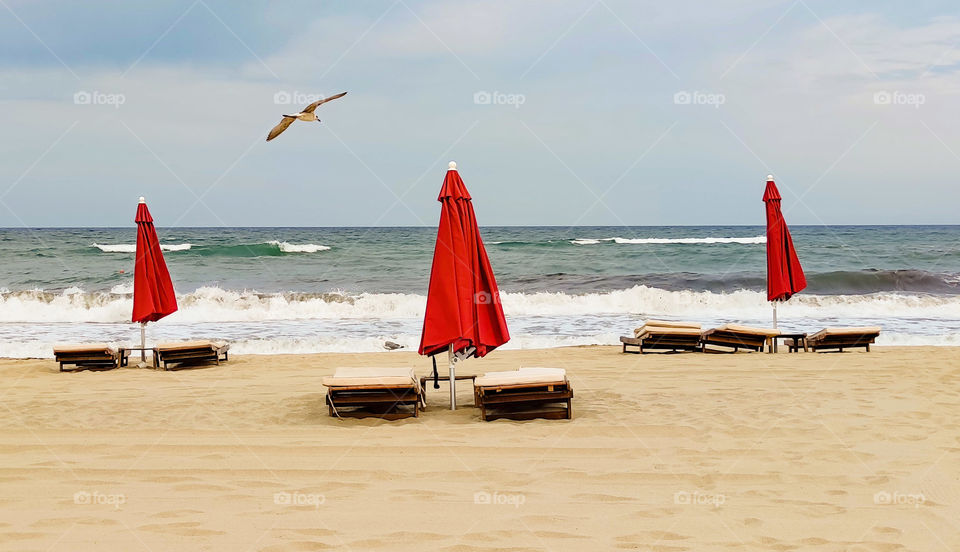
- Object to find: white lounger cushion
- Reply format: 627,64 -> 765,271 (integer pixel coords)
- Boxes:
475,367 -> 566,387
53,343 -> 115,354
322,367 -> 418,388
809,326 -> 882,339
634,326 -> 702,338
156,340 -> 226,351
643,320 -> 701,329
715,324 -> 781,337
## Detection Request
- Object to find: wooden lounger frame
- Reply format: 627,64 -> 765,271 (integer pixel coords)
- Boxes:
153,344 -> 230,370
699,329 -> 773,353
475,380 -> 573,421
807,331 -> 879,352
325,385 -> 422,420
56,348 -> 130,372
620,334 -> 701,354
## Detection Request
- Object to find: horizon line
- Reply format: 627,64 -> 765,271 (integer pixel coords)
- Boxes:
1,223 -> 959,230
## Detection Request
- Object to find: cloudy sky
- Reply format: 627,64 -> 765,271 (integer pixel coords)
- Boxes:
1,0 -> 958,227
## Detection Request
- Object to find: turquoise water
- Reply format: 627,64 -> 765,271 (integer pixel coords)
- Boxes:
1,225 -> 959,357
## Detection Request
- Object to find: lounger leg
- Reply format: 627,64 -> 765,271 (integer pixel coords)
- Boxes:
865,344 -> 870,352
566,398 -> 572,419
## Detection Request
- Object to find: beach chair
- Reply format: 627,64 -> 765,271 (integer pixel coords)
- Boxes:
53,344 -> 130,372
620,320 -> 702,353
807,327 -> 881,352
474,367 -> 573,421
700,324 -> 780,353
322,367 -> 423,420
153,340 -> 230,370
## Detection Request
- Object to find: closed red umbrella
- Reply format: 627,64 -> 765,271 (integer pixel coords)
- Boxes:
133,197 -> 178,360
764,175 -> 806,326
419,162 -> 509,409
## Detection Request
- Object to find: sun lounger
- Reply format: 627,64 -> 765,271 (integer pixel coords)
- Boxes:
474,367 -> 573,421
807,326 -> 881,352
322,367 -> 423,419
153,340 -> 229,370
620,320 -> 702,353
700,324 -> 780,353
53,344 -> 130,372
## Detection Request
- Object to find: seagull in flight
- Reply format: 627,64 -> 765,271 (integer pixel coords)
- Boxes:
266,91 -> 347,142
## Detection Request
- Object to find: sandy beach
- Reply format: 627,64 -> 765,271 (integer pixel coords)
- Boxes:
0,346 -> 956,550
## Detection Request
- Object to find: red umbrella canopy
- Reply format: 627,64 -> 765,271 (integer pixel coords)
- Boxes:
132,198 -> 178,323
764,177 -> 806,302
419,163 -> 509,358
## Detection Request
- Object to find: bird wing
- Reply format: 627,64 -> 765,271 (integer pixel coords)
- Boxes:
302,91 -> 348,113
266,116 -> 296,142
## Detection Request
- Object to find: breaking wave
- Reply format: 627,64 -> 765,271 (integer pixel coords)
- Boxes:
2,285 -> 960,324
91,241 -> 330,256
93,243 -> 192,253
571,236 -> 766,245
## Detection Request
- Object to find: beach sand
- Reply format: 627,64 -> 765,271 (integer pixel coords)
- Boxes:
0,346 -> 957,551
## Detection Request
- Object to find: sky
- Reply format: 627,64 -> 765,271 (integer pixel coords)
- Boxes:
1,0 -> 959,227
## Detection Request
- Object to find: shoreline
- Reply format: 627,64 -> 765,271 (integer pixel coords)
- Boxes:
4,343 -> 957,361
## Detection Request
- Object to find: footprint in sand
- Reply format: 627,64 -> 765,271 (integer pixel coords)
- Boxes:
260,541 -> 334,551
150,509 -> 205,519
137,521 -> 226,537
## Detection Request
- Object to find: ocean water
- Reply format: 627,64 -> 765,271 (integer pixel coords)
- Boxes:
1,225 -> 959,358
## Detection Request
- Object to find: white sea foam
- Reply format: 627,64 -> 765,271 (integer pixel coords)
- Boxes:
266,241 -> 331,253
110,283 -> 134,295
3,285 -> 960,324
572,236 -> 766,245
92,243 -> 192,253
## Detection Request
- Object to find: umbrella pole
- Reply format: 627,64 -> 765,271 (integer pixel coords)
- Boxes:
772,302 -> 778,329
140,322 -> 146,362
448,344 -> 457,411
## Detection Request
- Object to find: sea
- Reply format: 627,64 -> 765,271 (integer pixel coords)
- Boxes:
1,225 -> 959,358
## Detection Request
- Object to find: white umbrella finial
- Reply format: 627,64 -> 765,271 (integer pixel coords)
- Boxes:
139,196 -> 146,204
766,174 -> 774,181
448,161 -> 457,171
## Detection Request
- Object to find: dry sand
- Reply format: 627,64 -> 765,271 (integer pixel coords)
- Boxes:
0,346 -> 958,551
